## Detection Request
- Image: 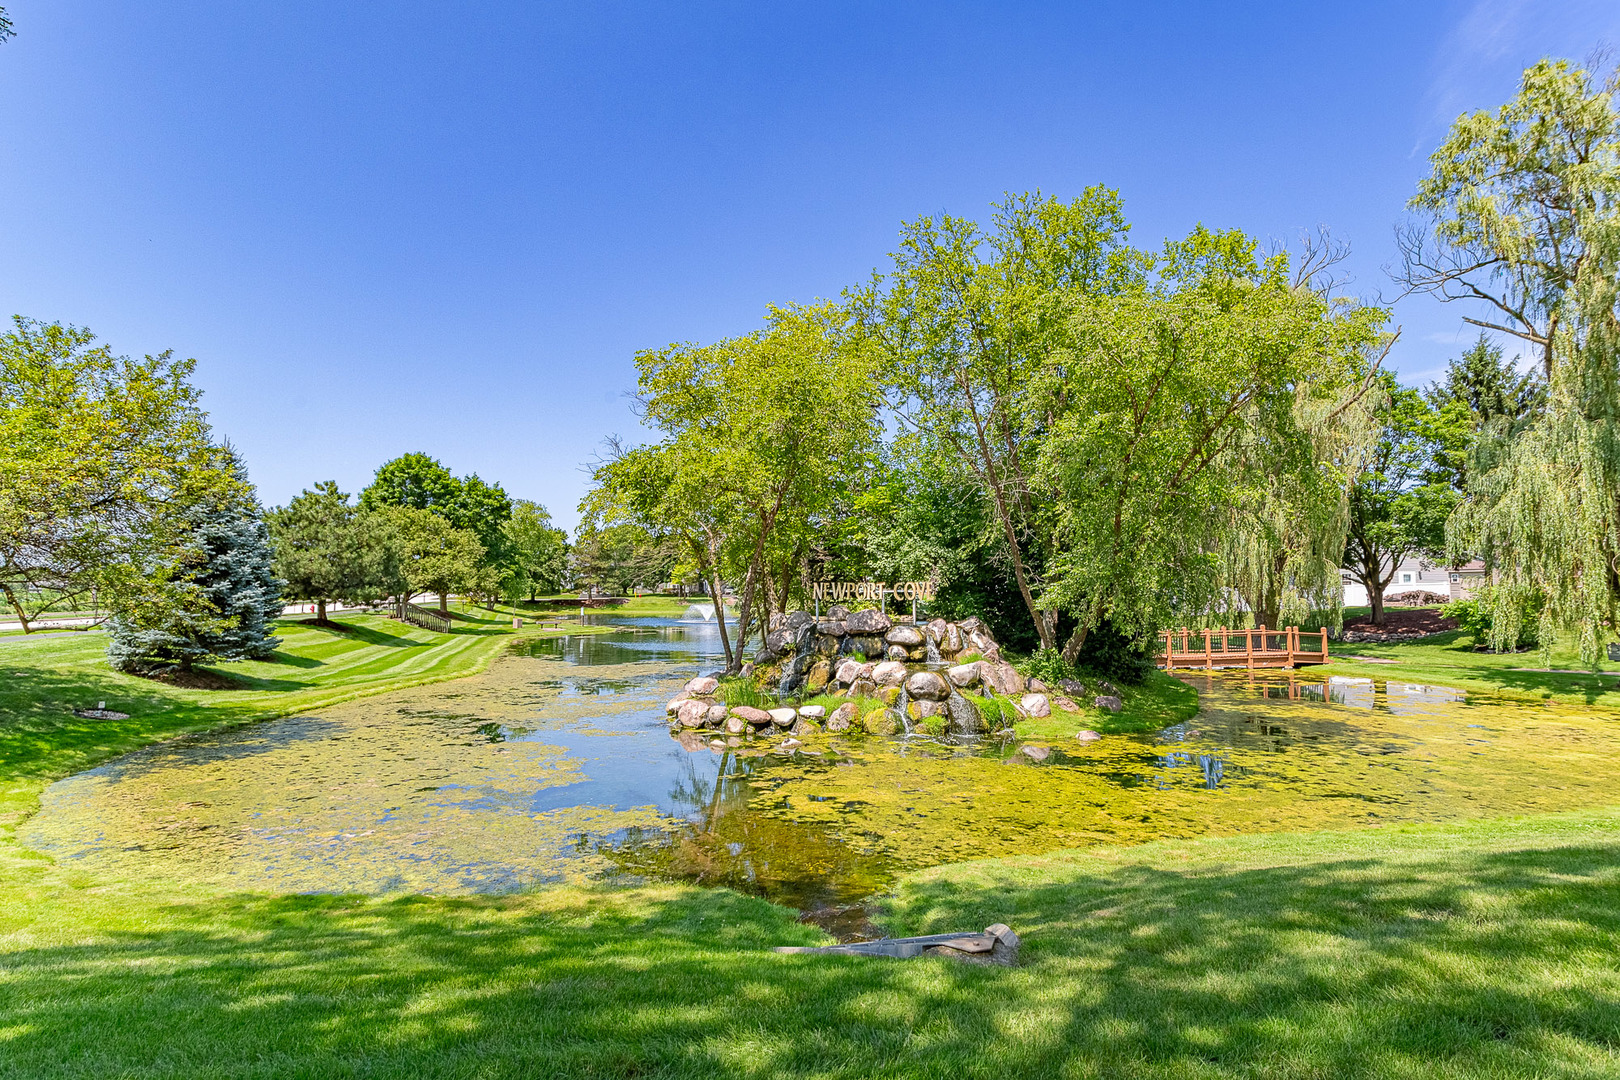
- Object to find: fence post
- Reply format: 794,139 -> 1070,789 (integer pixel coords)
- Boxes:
1246,625 -> 1254,671
1203,628 -> 1212,670
1164,629 -> 1174,671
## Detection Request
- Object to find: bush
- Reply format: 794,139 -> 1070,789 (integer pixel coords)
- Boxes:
1022,647 -> 1076,687
1073,620 -> 1154,685
1442,587 -> 1539,650
973,694 -> 1017,729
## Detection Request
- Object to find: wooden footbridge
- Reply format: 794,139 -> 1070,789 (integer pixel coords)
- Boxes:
1159,626 -> 1329,671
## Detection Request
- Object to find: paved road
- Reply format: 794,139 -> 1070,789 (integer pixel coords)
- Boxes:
0,629 -> 102,643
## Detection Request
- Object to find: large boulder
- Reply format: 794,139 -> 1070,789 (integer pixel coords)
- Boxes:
768,707 -> 799,728
827,605 -> 851,620
926,617 -> 949,642
941,623 -> 964,656
905,670 -> 951,701
665,696 -> 690,716
945,693 -> 984,735
1074,729 -> 1101,743
872,660 -> 908,687
1097,680 -> 1120,697
850,678 -> 877,698
826,702 -> 857,732
879,686 -> 902,706
677,700 -> 710,728
706,703 -> 729,727
791,716 -> 822,736
834,658 -> 867,685
982,662 -> 1027,696
907,699 -> 942,720
684,676 -> 719,696
886,645 -> 909,661
848,635 -> 885,660
730,705 -> 772,726
765,628 -> 795,656
815,619 -> 847,637
1020,693 -> 1051,718
957,616 -> 985,635
946,662 -> 982,689
844,608 -> 892,634
805,659 -> 832,693
1059,678 -> 1088,698
784,611 -> 814,630
885,625 -> 925,648
864,709 -> 903,736
1093,695 -> 1123,713
798,704 -> 826,719
967,630 -> 997,656
724,714 -> 748,735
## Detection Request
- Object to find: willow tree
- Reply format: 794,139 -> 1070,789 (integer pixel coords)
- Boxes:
1400,58 -> 1620,660
1032,227 -> 1388,662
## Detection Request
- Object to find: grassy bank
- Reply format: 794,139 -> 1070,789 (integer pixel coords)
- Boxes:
2,808 -> 1617,1078
0,608 -> 604,845
1324,629 -> 1620,707
1010,668 -> 1200,741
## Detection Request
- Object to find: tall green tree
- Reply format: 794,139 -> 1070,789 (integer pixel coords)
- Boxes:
361,453 -> 511,606
1424,333 -> 1546,492
380,507 -> 484,613
860,188 -> 1144,651
0,318 -> 236,631
1400,58 -> 1620,659
1342,379 -> 1459,624
500,500 -> 568,601
268,483 -> 397,622
106,450 -> 284,674
586,302 -> 880,671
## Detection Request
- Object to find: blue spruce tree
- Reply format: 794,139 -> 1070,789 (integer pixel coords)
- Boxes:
108,451 -> 284,674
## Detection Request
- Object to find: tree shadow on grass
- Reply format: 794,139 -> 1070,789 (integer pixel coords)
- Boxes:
3,842 -> 1619,1078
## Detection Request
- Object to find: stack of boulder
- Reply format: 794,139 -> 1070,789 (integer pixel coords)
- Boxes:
664,607 -> 1127,740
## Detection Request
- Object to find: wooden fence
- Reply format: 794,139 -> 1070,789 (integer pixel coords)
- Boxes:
1159,625 -> 1328,671
395,601 -> 452,633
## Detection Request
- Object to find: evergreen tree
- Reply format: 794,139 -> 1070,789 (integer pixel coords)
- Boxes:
269,482 -> 395,622
1424,333 -> 1546,491
108,452 -> 284,673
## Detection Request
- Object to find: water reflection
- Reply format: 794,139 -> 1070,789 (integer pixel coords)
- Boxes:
21,617 -> 1620,910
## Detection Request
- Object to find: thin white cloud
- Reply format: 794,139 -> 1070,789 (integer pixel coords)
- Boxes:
1420,0 -> 1620,148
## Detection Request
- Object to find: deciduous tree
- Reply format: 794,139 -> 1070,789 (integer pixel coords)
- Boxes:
0,318 -> 235,631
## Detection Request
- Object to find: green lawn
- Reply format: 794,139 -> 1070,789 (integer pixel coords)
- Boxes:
1323,629 -> 1620,707
2,809 -> 1617,1078
6,610 -> 1620,1076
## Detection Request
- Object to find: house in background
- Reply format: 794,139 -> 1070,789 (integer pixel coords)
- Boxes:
1342,557 -> 1486,607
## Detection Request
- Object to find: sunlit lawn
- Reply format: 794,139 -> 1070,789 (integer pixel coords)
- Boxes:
1324,629 -> 1620,707
2,810 -> 1617,1078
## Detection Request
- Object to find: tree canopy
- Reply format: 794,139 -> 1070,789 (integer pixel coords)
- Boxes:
0,318 -> 238,632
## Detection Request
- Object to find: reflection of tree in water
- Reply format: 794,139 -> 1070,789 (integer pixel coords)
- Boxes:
605,749 -> 898,910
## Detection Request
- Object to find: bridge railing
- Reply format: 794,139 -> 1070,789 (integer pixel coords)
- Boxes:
395,601 -> 452,633
1159,625 -> 1329,670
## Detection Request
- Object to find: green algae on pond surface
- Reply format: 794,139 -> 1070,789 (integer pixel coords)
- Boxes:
21,616 -> 1620,910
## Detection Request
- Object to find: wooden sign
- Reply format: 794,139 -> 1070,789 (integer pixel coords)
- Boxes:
811,580 -> 937,603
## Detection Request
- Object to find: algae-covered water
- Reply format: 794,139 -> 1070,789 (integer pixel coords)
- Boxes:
21,615 -> 1620,910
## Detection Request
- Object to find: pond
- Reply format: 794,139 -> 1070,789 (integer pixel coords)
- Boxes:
21,614 -> 1620,914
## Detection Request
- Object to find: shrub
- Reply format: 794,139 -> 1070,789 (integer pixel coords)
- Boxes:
974,694 -> 1017,729
1443,588 -> 1539,650
1022,647 -> 1076,687
1073,620 -> 1154,684
916,715 -> 947,736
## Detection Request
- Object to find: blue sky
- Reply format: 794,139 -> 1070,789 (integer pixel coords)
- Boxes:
3,1 -> 1618,530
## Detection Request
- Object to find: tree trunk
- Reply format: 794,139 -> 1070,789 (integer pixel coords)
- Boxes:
1369,585 -> 1384,626
317,598 -> 328,622
438,592 -> 448,613
1,583 -> 32,634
